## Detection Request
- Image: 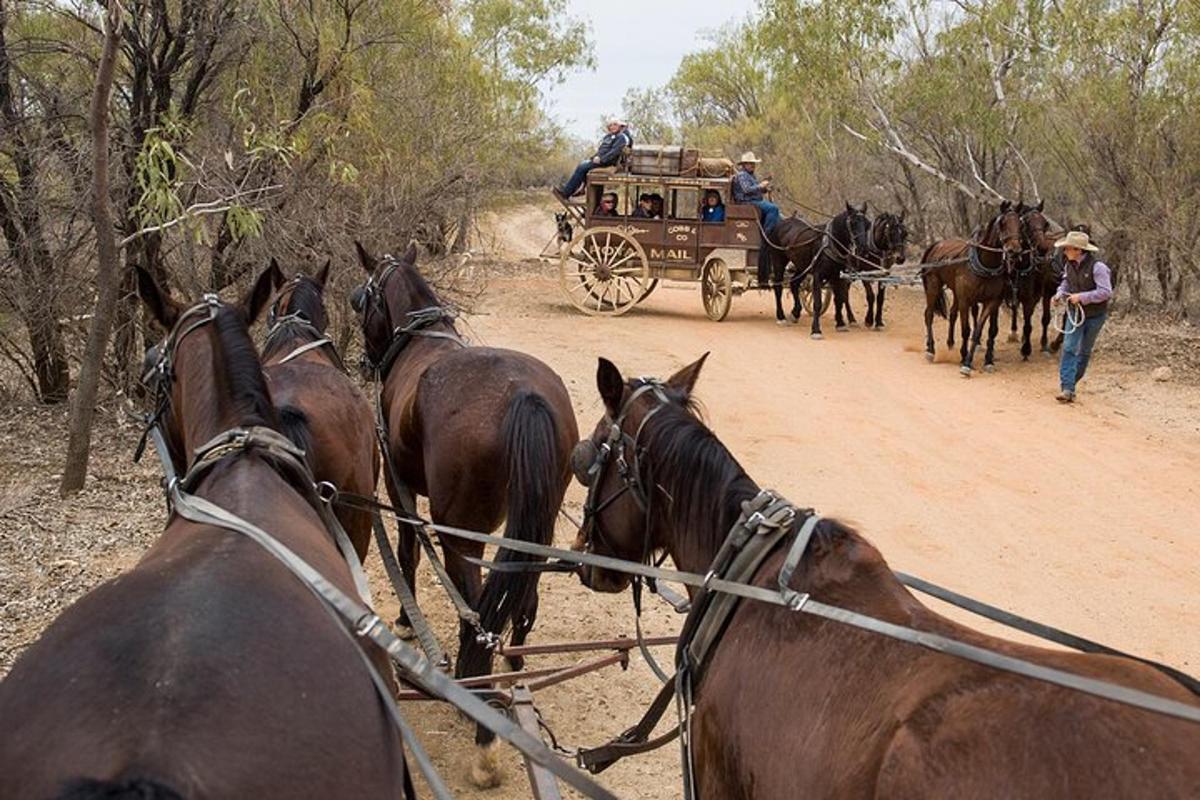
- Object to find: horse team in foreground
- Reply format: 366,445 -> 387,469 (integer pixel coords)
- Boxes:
0,237 -> 1196,799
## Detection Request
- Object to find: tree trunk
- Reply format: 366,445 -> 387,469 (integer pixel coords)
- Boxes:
60,1 -> 123,496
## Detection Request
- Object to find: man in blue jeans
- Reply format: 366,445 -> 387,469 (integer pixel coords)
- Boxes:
731,151 -> 780,232
555,119 -> 632,199
1052,230 -> 1111,403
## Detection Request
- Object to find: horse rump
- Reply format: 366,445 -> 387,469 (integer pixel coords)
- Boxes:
457,391 -> 561,681
57,778 -> 183,800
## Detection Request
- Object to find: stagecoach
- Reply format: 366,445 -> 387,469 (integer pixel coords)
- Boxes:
551,146 -> 827,321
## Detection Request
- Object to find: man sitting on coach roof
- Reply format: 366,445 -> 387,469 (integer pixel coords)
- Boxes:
731,151 -> 780,233
554,118 -> 633,199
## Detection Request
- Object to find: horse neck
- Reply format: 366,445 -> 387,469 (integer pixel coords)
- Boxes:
262,319 -> 327,363
977,216 -> 1005,268
791,523 -> 918,618
174,335 -> 251,463
643,412 -> 763,575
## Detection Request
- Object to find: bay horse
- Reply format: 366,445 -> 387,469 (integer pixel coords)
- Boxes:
1007,201 -> 1059,359
255,258 -> 378,561
0,266 -> 414,799
920,201 -> 1024,373
573,354 -> 1200,799
352,241 -> 578,788
851,209 -> 909,330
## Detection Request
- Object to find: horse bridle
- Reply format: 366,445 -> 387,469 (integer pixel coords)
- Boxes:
573,380 -> 674,569
265,276 -> 341,368
135,294 -> 225,469
352,256 -> 459,378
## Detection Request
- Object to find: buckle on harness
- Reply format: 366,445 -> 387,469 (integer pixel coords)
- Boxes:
354,613 -> 381,638
314,481 -> 338,504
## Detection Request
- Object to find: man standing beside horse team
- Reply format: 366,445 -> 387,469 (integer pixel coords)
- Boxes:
1052,230 -> 1111,404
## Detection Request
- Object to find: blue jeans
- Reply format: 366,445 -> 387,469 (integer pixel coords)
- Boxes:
561,160 -> 597,196
752,200 -> 781,232
1059,311 -> 1107,392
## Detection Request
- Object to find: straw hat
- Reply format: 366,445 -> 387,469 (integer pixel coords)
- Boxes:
1053,230 -> 1099,252
606,117 -> 626,127
738,151 -> 762,164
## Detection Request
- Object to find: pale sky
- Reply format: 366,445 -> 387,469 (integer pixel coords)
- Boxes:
544,0 -> 758,141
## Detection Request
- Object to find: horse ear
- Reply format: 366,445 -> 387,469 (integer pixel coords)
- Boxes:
666,352 -> 709,398
845,201 -> 854,215
134,265 -> 182,330
1000,200 -> 1011,212
899,210 -> 906,222
315,258 -> 331,289
240,263 -> 277,324
596,357 -> 625,417
354,241 -> 377,275
403,241 -> 418,265
860,202 -> 868,214
268,257 -> 285,289
1036,199 -> 1044,212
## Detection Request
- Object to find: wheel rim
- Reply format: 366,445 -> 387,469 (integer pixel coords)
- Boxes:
561,228 -> 648,316
702,261 -> 732,320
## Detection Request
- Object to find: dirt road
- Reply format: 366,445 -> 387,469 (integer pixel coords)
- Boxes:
2,200 -> 1198,799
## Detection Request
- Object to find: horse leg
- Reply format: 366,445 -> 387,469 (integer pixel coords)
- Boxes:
1021,296 -> 1035,360
1008,303 -> 1019,342
923,287 -> 937,361
505,590 -> 539,673
846,281 -> 858,326
835,280 -> 849,331
790,273 -> 803,321
959,299 -> 973,372
773,281 -> 786,323
984,301 -> 1001,372
874,285 -> 887,329
1040,294 -> 1053,354
947,300 -> 958,348
810,273 -> 825,339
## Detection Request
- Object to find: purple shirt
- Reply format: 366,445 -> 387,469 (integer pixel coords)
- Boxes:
1056,259 -> 1112,305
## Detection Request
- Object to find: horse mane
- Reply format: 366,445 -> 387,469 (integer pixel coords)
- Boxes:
391,255 -> 443,310
214,305 -> 278,430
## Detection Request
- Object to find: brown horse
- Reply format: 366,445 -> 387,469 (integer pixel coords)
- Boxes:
0,267 -> 413,799
762,215 -> 823,324
352,241 -> 577,787
1007,201 -> 1060,359
920,201 -> 1024,374
256,258 -> 378,561
573,354 -> 1200,799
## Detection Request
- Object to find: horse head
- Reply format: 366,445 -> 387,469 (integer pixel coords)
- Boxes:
990,201 -> 1024,274
135,263 -> 278,470
266,258 -> 332,333
351,240 -> 445,373
571,354 -> 710,593
872,210 -> 909,268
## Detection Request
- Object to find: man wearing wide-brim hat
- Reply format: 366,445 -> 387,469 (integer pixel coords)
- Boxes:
555,118 -> 632,200
731,151 -> 781,233
1052,229 -> 1111,403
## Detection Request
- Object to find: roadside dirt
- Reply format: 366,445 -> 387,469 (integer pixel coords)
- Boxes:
2,199 -> 1198,799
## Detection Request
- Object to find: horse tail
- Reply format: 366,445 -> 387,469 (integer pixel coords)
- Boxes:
57,778 -> 184,800
921,249 -> 948,319
277,404 -> 313,471
463,392 -> 561,675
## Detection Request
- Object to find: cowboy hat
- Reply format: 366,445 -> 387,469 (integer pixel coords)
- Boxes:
605,117 -> 626,127
1053,230 -> 1099,252
737,151 -> 762,164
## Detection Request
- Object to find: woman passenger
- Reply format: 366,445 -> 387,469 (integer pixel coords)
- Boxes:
702,189 -> 726,222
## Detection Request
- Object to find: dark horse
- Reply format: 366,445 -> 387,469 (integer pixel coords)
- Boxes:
764,203 -> 870,337
574,354 -> 1200,799
920,201 -> 1024,374
848,209 -> 909,330
352,241 -> 577,788
1005,201 -> 1059,359
256,258 -> 378,561
0,267 -> 413,799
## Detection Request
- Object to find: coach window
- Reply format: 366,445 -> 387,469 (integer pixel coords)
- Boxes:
671,187 -> 700,220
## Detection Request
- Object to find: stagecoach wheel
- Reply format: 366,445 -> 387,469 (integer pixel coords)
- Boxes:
560,227 -> 650,317
701,259 -> 733,322
798,274 -> 833,318
639,279 -> 660,302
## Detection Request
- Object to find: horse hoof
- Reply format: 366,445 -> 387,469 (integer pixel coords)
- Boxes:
924,351 -> 934,363
960,366 -> 973,377
470,742 -> 503,789
983,364 -> 996,373
836,325 -> 848,332
776,319 -> 791,327
849,321 -> 859,327
876,322 -> 886,329
811,332 -> 824,340
789,316 -> 800,325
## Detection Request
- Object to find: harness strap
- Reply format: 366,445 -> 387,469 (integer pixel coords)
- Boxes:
278,337 -> 336,364
370,508 -> 447,668
577,674 -> 680,773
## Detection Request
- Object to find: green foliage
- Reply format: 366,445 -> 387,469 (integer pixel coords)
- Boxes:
621,87 -> 677,145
